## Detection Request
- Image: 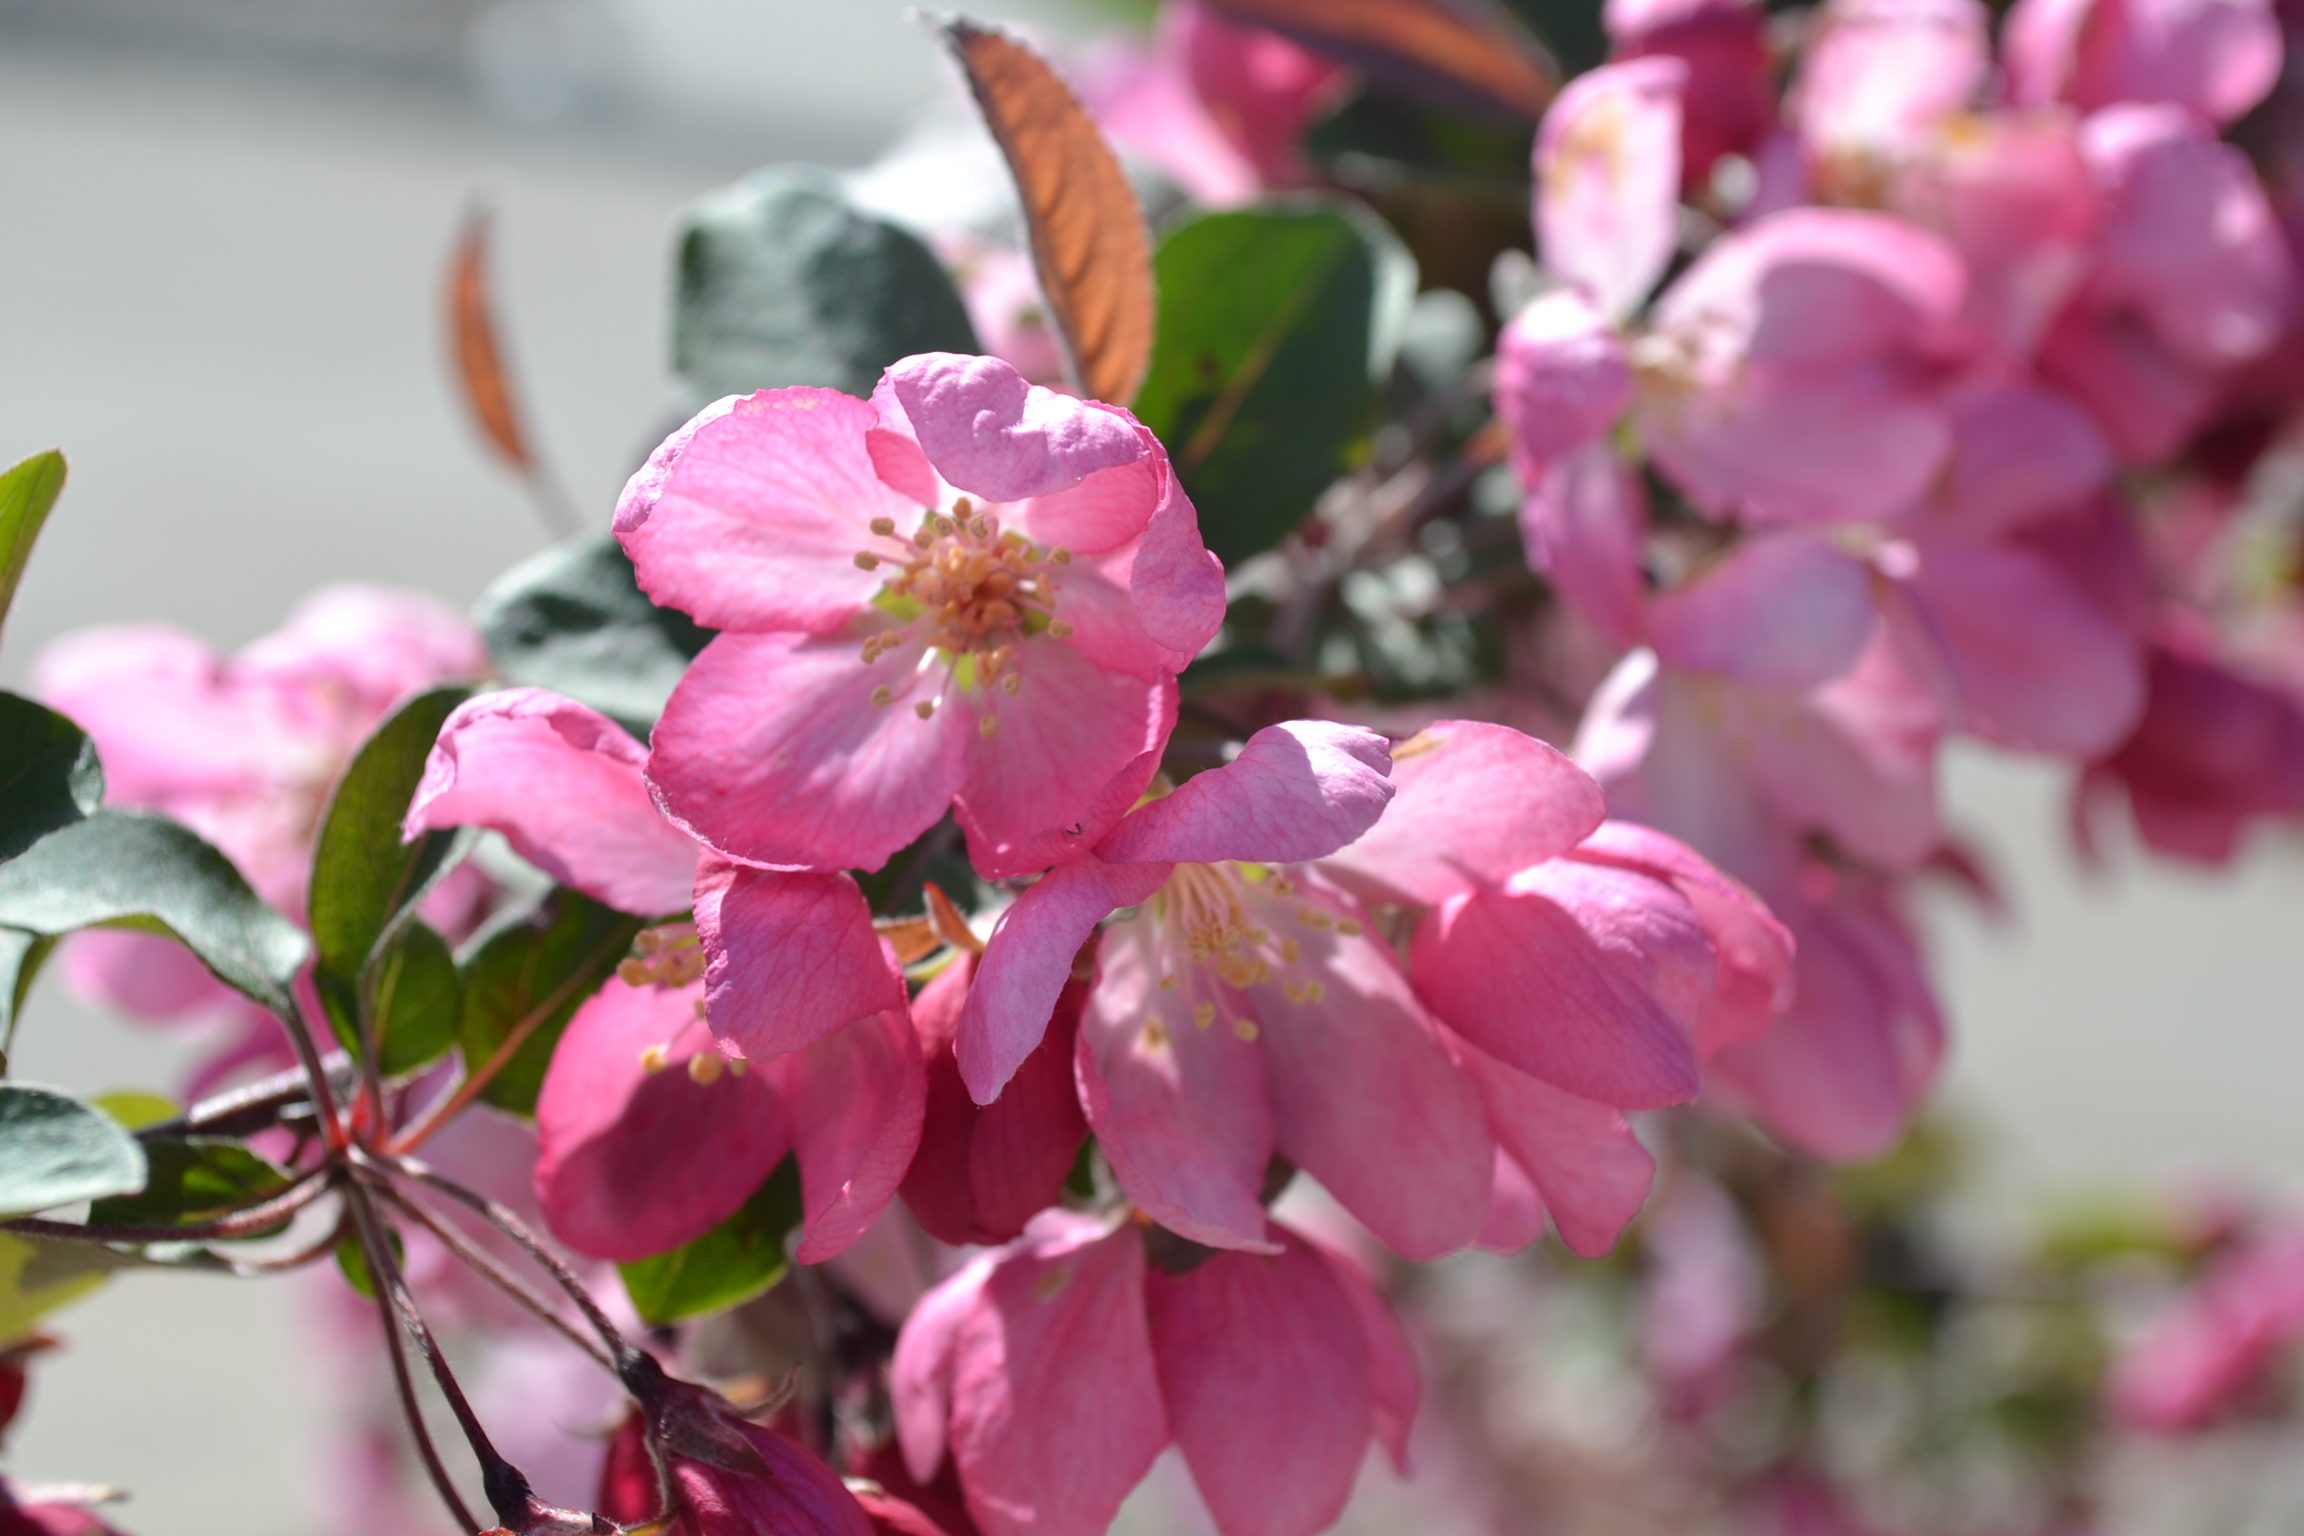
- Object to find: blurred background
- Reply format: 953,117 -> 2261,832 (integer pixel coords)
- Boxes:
0,1 -> 2296,1530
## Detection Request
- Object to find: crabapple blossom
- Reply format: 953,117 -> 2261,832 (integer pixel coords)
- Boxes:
2109,1222 -> 2304,1430
595,1394 -> 876,1536
1603,0 -> 1775,187
617,353 -> 1224,880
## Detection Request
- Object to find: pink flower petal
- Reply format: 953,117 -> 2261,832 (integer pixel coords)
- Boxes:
1255,909 -> 1495,1261
1126,472 -> 1229,657
1146,1229 -> 1375,1536
1009,433 -> 1167,557
2037,304 -> 2218,465
403,688 -> 698,917
892,1255 -> 995,1482
888,354 -> 1148,503
1791,0 -> 1990,159
615,389 -> 916,635
1410,878 -> 1705,1109
1076,918 -> 1280,1253
1537,58 -> 1687,323
695,860 -> 908,1059
1648,534 -> 1875,689
1493,290 -> 1636,470
1320,721 -> 1607,907
788,1003 -> 927,1263
1314,1235 -> 1419,1470
1460,1035 -> 1656,1258
954,654 -> 1179,882
1478,1149 -> 1551,1253
958,857 -> 1175,1103
1516,441 -> 1651,649
1936,379 -> 2114,536
948,1219 -> 1170,1536
648,629 -> 970,873
1095,721 -> 1395,868
2004,0 -> 2282,124
533,977 -> 789,1261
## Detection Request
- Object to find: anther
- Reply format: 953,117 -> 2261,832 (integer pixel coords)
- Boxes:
914,528 -> 935,548
1193,1002 -> 1216,1029
1050,547 -> 1072,565
969,517 -> 990,539
952,496 -> 975,518
853,552 -> 880,571
1001,674 -> 1021,694
872,686 -> 894,708
1337,919 -> 1363,936
979,714 -> 999,738
727,1056 -> 749,1078
639,1044 -> 670,1074
1233,1020 -> 1259,1042
1158,974 -> 1179,991
1048,620 -> 1074,639
688,1051 -> 724,1086
869,516 -> 897,536
1143,1019 -> 1169,1051
933,515 -> 956,537
915,700 -> 936,720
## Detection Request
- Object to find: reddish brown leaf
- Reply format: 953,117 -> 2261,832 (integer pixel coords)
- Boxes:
1204,0 -> 1557,121
445,193 -> 531,472
937,17 -> 1155,407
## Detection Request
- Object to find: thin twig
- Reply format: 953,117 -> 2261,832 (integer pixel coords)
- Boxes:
270,995 -> 352,1157
3,1170 -> 332,1246
374,1183 -> 613,1371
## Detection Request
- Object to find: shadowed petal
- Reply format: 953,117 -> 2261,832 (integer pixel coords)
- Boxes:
696,861 -> 908,1059
790,1004 -> 927,1262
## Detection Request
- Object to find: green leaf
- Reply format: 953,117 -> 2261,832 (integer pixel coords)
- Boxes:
0,927 -> 56,1073
308,686 -> 472,1060
88,1138 -> 290,1236
0,1232 -> 109,1345
0,810 -> 309,1013
0,451 -> 66,646
358,921 -> 461,1077
474,535 -> 714,734
1134,201 -> 1418,566
457,888 -> 644,1117
91,1092 -> 176,1132
0,693 -> 102,866
619,1157 -> 802,1326
672,166 -> 981,401
0,1084 -> 147,1215
334,1225 -> 404,1301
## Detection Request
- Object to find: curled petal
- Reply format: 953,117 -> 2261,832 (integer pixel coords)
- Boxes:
886,354 -> 1147,503
1096,721 -> 1395,868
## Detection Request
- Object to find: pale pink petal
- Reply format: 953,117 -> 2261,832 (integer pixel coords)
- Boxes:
1076,919 -> 1279,1252
1096,721 -> 1394,868
2005,0 -> 2281,124
241,584 -> 487,711
1048,553 -> 1198,679
403,688 -> 698,916
888,354 -> 1148,501
789,1004 -> 927,1262
1935,379 -> 2114,536
1410,878 -> 1705,1109
1648,534 -> 1874,689
59,929 -> 239,1022
1791,0 -> 1989,158
1493,290 -> 1636,470
1126,472 -> 1229,657
1459,1035 -> 1656,1258
615,389 -> 916,634
1516,441 -> 1650,648
1008,429 -> 1166,556
958,857 -> 1175,1103
892,1255 -> 995,1482
955,654 -> 1178,881
1254,910 -> 1496,1261
1320,721 -> 1607,907
1146,1229 -> 1374,1536
647,630 -> 970,873
1886,538 -> 2146,757
1312,1234 -> 1419,1471
976,745 -> 1167,888
948,1220 -> 1169,1536
1537,58 -> 1687,323
867,374 -> 942,504
695,860 -> 909,1059
1477,1150 -> 1551,1253
533,977 -> 789,1262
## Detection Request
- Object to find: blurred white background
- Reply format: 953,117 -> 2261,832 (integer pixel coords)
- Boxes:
0,1 -> 2296,1530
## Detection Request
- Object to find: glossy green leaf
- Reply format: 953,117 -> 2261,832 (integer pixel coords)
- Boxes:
308,686 -> 472,1059
335,1225 -> 404,1301
0,1085 -> 147,1216
354,921 -> 461,1078
89,1138 -> 291,1236
457,888 -> 644,1117
618,1157 -> 802,1326
474,535 -> 714,734
673,166 -> 981,401
1134,201 -> 1418,566
0,810 -> 308,1013
0,693 -> 102,866
0,451 -> 66,647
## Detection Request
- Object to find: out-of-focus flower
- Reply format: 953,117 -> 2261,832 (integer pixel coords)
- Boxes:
1535,58 -> 1688,325
1791,0 -> 1992,169
2003,0 -> 2283,125
891,1211 -> 1414,1536
2109,1221 -> 2304,1430
1604,0 -> 1776,187
617,353 -> 1225,880
0,1483 -> 130,1536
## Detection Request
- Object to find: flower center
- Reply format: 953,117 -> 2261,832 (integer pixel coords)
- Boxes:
853,497 -> 1072,729
1136,863 -> 1365,1047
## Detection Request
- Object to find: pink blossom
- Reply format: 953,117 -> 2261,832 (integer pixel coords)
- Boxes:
595,1393 -> 875,1536
891,1212 -> 1414,1536
616,354 -> 1225,880
1640,1175 -> 1763,1417
1536,58 -> 1688,323
2108,1222 -> 2304,1430
2004,0 -> 2283,125
1791,0 -> 1992,165
1493,290 -> 1637,475
1604,0 -> 1777,187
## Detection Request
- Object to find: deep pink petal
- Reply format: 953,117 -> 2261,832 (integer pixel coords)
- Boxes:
1648,534 -> 1874,689
695,861 -> 908,1059
1459,1035 -> 1656,1258
1126,473 -> 1228,657
1319,721 -> 1607,907
1409,880 -> 1704,1109
892,1255 -> 995,1482
615,389 -> 916,634
1493,290 -> 1636,469
1096,721 -> 1394,867
1479,1147 -> 1550,1253
789,1003 -> 927,1262
954,654 -> 1178,882
1537,58 -> 1686,323
948,1219 -> 1169,1536
888,354 -> 1148,502
533,978 -> 788,1261
648,629 -> 970,873
1254,903 -> 1495,1261
2037,304 -> 2218,465
403,688 -> 697,916
1009,427 -> 1165,556
1146,1229 -> 1374,1536
958,858 -> 1175,1103
1935,379 -> 2114,536
1516,441 -> 1650,648
1044,557 -> 1195,680
2004,0 -> 2281,124
1312,1235 -> 1419,1471
1075,917 -> 1279,1252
